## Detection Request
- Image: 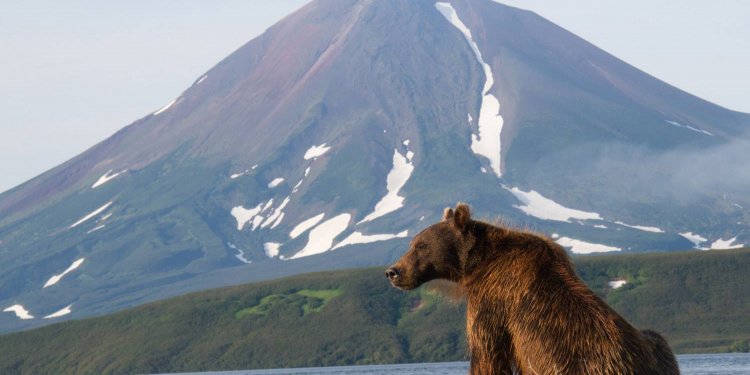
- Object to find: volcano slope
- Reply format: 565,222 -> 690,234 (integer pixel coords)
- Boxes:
1,0 -> 749,333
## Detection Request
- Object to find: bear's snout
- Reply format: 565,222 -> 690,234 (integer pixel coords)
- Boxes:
385,267 -> 400,281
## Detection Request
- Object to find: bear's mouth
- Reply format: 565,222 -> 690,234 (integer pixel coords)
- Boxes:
390,279 -> 418,291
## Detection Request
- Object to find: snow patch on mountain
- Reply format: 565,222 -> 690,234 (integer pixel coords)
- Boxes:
228,243 -> 252,264
332,230 -> 409,250
555,236 -> 621,254
608,279 -> 627,289
710,237 -> 744,250
261,199 -> 274,213
230,170 -> 250,179
360,145 -> 415,223
291,214 -> 351,259
70,202 -> 113,228
251,216 -> 263,231
43,305 -> 72,319
261,197 -> 290,229
92,169 -> 126,189
87,225 -> 105,234
665,120 -> 713,136
268,178 -> 285,188
304,144 -> 331,160
271,213 -> 285,229
231,203 -> 263,231
196,75 -> 207,85
436,2 -> 504,177
290,213 -> 326,239
43,258 -> 85,288
292,167 -> 313,193
153,98 -> 177,115
680,232 -> 708,249
292,179 -> 304,192
504,186 -> 602,222
3,305 -> 34,320
614,221 -> 665,233
263,242 -> 281,258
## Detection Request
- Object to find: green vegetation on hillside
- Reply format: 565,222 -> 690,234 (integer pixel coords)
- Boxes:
234,288 -> 342,318
1,249 -> 749,375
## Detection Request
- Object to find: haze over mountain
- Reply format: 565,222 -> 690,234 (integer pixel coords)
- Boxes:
1,0 -> 748,333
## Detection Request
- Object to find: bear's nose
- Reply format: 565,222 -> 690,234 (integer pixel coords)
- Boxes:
385,267 -> 400,280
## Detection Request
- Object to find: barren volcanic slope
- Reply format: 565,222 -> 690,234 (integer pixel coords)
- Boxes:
1,0 -> 749,333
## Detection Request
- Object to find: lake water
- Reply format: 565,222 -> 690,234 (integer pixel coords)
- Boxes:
162,353 -> 750,375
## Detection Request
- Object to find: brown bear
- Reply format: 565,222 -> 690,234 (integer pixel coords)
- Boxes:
386,203 -> 679,375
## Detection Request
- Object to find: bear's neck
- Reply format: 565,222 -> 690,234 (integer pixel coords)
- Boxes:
460,222 -> 574,282
461,222 -> 591,304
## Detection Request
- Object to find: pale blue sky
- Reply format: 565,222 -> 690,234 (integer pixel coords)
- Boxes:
1,0 -> 748,193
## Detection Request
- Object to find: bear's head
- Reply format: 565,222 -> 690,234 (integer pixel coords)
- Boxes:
386,202 -> 474,290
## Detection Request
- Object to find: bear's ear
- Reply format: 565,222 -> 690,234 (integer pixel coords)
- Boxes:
454,203 -> 471,232
442,207 -> 454,221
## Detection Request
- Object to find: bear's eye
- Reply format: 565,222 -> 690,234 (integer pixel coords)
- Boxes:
415,242 -> 427,250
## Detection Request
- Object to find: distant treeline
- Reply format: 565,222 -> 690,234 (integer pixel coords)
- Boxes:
0,249 -> 749,375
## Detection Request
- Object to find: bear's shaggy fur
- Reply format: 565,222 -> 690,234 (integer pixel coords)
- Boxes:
386,203 -> 679,375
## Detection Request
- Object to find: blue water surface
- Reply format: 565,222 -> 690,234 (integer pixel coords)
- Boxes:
162,353 -> 750,375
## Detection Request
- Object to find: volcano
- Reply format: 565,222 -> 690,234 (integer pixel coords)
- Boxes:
1,0 -> 748,332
